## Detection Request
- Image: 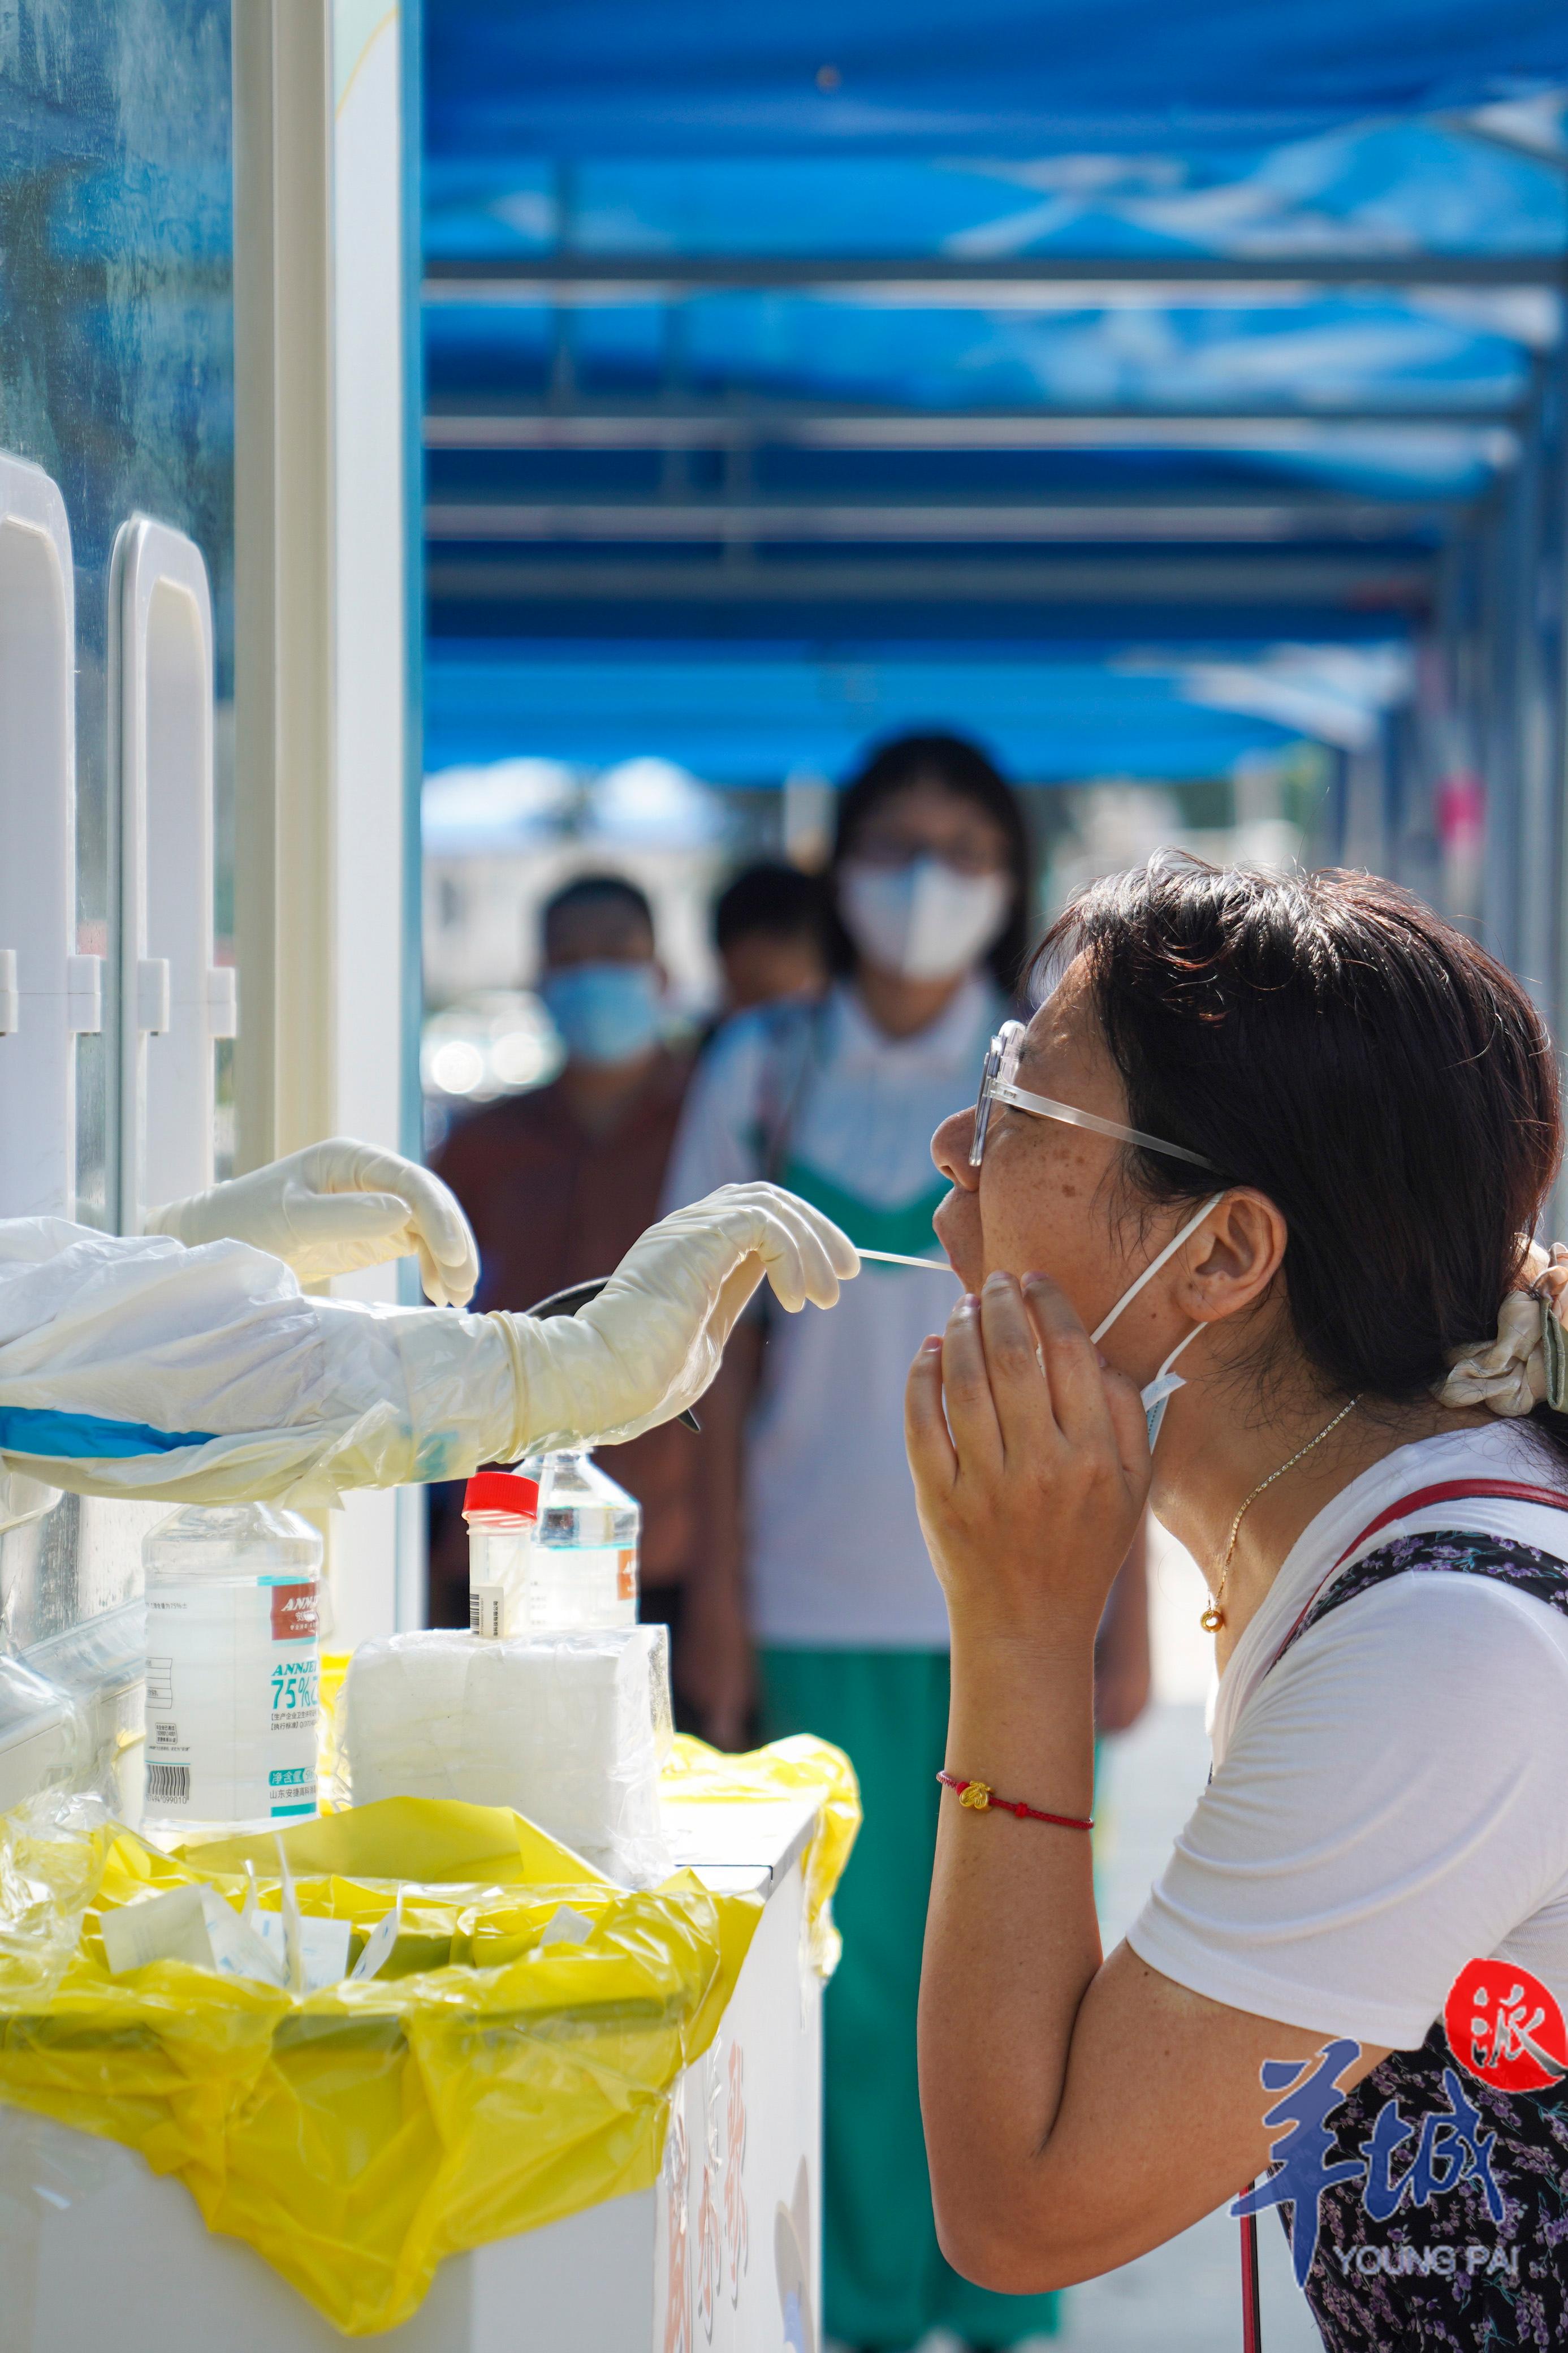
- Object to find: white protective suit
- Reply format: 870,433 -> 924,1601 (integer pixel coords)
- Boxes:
0,1182 -> 856,1509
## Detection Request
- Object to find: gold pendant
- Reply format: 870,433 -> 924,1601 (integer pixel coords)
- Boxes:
1199,1604 -> 1224,1634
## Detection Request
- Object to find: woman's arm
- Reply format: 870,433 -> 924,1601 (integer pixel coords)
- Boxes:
906,1272 -> 1386,2290
921,1643 -> 1388,2289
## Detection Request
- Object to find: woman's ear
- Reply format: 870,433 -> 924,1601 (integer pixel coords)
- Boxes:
1175,1190 -> 1288,1328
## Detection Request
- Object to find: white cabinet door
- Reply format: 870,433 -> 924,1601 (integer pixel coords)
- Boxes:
0,456 -> 79,1219
113,516 -> 231,1231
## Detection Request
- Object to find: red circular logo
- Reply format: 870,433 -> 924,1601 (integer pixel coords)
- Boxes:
1445,1958 -> 1568,2093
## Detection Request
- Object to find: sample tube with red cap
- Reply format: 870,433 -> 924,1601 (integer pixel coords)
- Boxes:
463,1453 -> 640,1637
463,1471 -> 539,1638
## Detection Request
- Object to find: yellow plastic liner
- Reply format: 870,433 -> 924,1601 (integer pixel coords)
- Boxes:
0,1737 -> 857,2337
660,1731 -> 861,1973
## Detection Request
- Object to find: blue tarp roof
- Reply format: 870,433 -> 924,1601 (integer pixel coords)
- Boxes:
422,8 -> 1568,785
426,129 -> 1568,258
425,124 -> 1566,442
426,292 -> 1541,437
422,641 -> 1409,786
427,5 -> 1568,154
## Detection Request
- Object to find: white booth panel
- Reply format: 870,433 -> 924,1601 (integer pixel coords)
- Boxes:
114,516 -> 229,1231
0,456 -> 78,1219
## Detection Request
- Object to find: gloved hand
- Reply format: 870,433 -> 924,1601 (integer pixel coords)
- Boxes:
493,1182 -> 860,1456
0,1184 -> 854,1506
145,1139 -> 480,1307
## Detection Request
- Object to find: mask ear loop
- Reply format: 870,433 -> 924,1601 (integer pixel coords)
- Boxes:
1150,1320 -> 1206,1386
1091,1193 -> 1225,1347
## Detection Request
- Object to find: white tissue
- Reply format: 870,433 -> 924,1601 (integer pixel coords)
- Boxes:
101,1884 -> 284,1986
348,1889 -> 403,1983
538,1902 -> 596,1949
249,1912 -> 354,1993
341,1626 -> 673,1887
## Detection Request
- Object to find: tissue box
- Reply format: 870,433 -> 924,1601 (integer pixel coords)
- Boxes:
342,1627 -> 672,1887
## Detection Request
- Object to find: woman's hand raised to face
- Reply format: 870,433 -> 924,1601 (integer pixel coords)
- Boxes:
905,1269 -> 1151,1654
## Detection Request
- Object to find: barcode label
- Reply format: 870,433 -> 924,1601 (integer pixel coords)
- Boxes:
145,1764 -> 191,1806
470,1581 -> 505,1637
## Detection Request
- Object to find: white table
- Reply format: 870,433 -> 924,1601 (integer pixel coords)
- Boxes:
0,1795 -> 823,2352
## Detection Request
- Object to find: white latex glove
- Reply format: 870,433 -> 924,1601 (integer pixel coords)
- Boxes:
0,1185 -> 854,1506
492,1182 -> 861,1456
146,1140 -> 480,1306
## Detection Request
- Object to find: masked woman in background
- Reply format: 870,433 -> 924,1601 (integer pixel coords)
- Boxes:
666,733 -> 1141,2353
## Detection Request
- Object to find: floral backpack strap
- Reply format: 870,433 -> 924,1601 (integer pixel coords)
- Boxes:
1269,1478 -> 1568,1674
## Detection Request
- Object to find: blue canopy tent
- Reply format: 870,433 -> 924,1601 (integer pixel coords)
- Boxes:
422,2 -> 1568,1003
427,4 -> 1568,153
423,644 -> 1398,784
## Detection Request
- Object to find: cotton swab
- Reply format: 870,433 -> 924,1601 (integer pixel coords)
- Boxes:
857,1248 -> 959,1274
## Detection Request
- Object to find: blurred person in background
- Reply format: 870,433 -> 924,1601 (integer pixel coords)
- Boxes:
712,859 -> 830,1016
666,733 -> 1148,2353
428,873 -> 703,1656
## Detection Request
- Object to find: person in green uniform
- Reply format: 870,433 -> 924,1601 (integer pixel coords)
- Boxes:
666,734 -> 1149,2351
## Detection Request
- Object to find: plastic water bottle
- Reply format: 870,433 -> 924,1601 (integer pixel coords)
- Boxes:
141,1502 -> 322,1841
526,1450 -> 641,1629
465,1452 -> 639,1636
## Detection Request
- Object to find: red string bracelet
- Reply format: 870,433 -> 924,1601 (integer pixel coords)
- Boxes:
936,1771 -> 1093,1831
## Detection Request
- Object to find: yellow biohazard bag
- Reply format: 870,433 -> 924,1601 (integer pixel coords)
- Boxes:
659,1730 -> 861,1973
0,1737 -> 858,2338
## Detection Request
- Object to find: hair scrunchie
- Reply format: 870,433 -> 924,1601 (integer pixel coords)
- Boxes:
1434,1240 -> 1568,1416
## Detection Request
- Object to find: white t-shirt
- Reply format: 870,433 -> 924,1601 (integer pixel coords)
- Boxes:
1128,1421 -> 1568,2050
663,976 -> 1001,1648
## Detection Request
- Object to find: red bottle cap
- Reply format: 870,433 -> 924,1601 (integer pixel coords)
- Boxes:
463,1471 -> 539,1520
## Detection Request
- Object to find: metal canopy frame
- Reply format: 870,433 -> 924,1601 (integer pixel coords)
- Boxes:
426,252 -> 1568,295
427,551 -> 1439,604
425,403 -> 1524,451
425,494 -> 1457,544
423,242 -> 1517,623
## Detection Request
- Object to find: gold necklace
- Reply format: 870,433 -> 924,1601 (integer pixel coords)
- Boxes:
1199,1396 -> 1360,1634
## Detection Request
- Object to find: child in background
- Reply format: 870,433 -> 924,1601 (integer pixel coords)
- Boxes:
712,860 -> 830,1016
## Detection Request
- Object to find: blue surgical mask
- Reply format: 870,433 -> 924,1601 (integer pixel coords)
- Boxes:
541,962 -> 664,1067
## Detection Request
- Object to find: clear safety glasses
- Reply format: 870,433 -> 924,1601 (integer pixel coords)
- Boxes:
969,1019 -> 1217,1172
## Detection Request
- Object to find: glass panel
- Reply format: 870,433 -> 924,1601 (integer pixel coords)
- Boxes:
0,6 -> 234,1650
0,2 -> 234,1228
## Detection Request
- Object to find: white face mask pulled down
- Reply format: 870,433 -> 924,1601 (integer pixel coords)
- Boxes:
1090,1194 -> 1225,1451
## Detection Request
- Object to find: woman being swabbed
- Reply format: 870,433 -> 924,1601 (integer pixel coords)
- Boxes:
910,857 -> 1568,2351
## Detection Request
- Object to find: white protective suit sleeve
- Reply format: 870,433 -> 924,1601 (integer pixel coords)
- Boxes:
145,1139 -> 481,1307
0,1185 -> 857,1507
